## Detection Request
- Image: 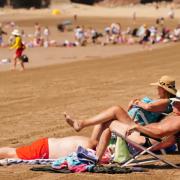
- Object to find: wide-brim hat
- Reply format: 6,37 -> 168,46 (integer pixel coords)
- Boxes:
150,75 -> 177,95
11,29 -> 21,36
170,90 -> 180,102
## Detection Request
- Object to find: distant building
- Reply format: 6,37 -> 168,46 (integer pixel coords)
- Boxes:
0,0 -> 51,8
70,0 -> 96,5
70,0 -> 177,5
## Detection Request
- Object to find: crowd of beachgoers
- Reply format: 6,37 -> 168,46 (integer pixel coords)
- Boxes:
0,15 -> 180,51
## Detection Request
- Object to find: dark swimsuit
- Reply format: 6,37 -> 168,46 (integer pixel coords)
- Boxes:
127,137 -> 153,156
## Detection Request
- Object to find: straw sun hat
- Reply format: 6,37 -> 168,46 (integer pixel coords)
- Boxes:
170,91 -> 180,102
11,29 -> 21,36
150,75 -> 177,95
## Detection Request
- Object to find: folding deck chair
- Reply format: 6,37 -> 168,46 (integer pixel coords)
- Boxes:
131,107 -> 180,154
112,107 -> 179,168
113,130 -> 180,169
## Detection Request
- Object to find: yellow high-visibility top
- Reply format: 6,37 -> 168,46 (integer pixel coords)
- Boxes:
10,36 -> 23,49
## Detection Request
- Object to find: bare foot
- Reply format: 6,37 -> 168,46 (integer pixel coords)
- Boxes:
63,112 -> 82,132
10,68 -> 16,71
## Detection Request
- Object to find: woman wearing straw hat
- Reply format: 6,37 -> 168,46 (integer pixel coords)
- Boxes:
10,29 -> 25,71
64,75 -> 177,133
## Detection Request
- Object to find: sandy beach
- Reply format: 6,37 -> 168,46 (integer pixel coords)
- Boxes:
0,2 -> 180,180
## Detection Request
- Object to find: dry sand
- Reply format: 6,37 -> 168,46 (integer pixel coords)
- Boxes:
0,3 -> 180,180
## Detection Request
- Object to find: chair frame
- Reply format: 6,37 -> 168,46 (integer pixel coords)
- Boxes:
113,131 -> 179,168
132,108 -> 180,153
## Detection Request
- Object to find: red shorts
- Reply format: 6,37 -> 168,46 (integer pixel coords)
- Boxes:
16,138 -> 49,160
15,48 -> 24,58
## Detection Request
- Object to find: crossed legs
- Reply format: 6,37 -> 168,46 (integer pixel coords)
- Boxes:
64,105 -> 135,132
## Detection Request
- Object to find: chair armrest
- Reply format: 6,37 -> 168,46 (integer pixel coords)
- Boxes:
175,132 -> 180,154
140,132 -> 162,142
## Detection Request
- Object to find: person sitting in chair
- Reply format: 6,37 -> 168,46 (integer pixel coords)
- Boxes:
65,77 -> 179,160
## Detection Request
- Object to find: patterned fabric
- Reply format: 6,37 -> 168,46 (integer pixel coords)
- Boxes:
0,158 -> 55,166
52,151 -> 95,173
128,97 -> 173,125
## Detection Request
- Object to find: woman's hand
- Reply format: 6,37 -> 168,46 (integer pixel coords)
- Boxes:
127,99 -> 140,111
125,124 -> 138,137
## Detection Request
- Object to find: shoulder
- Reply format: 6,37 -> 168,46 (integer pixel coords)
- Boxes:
16,36 -> 21,40
155,98 -> 169,104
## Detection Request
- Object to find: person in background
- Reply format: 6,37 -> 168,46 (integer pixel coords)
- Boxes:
10,29 -> 26,71
0,23 -> 7,47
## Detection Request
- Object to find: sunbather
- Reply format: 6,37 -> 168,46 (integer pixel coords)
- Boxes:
65,75 -> 176,135
64,76 -> 178,160
93,91 -> 180,160
0,136 -> 97,160
1,92 -> 179,162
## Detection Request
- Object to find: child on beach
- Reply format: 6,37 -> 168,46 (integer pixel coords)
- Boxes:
10,29 -> 26,71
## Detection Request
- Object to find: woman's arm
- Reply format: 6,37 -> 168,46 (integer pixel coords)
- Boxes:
10,37 -> 21,49
151,136 -> 176,151
126,122 -> 168,139
132,99 -> 169,112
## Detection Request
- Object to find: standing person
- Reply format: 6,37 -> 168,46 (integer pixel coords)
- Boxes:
43,26 -> 50,48
168,7 -> 175,19
10,29 -> 26,71
139,25 -> 151,49
74,26 -> 86,46
34,22 -> 42,46
132,11 -> 136,25
0,23 -> 7,46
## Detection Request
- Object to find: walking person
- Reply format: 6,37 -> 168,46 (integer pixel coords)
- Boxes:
10,29 -> 26,71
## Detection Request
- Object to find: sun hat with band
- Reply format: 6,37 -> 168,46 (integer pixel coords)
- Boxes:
170,91 -> 180,102
11,29 -> 21,36
150,75 -> 177,95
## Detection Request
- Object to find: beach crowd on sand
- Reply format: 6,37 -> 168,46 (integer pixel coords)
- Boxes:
0,15 -> 180,50
0,4 -> 180,71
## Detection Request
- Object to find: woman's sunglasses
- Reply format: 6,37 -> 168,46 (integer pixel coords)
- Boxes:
159,81 -> 175,89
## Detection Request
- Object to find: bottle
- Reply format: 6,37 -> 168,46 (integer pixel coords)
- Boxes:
108,133 -> 117,156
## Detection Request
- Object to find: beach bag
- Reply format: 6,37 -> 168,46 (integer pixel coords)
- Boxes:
20,54 -> 29,63
113,137 -> 131,163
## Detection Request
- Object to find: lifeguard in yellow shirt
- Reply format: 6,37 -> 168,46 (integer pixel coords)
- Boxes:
10,29 -> 25,71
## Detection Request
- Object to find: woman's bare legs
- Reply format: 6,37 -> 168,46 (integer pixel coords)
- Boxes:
0,147 -> 18,159
109,120 -> 145,144
95,120 -> 145,161
64,105 -> 135,132
19,59 -> 25,71
12,55 -> 17,70
96,126 -> 111,160
90,124 -> 104,141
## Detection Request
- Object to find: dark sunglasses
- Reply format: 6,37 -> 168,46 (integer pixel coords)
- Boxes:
159,81 -> 175,89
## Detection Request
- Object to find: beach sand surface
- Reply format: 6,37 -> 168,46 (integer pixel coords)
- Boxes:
0,4 -> 180,180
